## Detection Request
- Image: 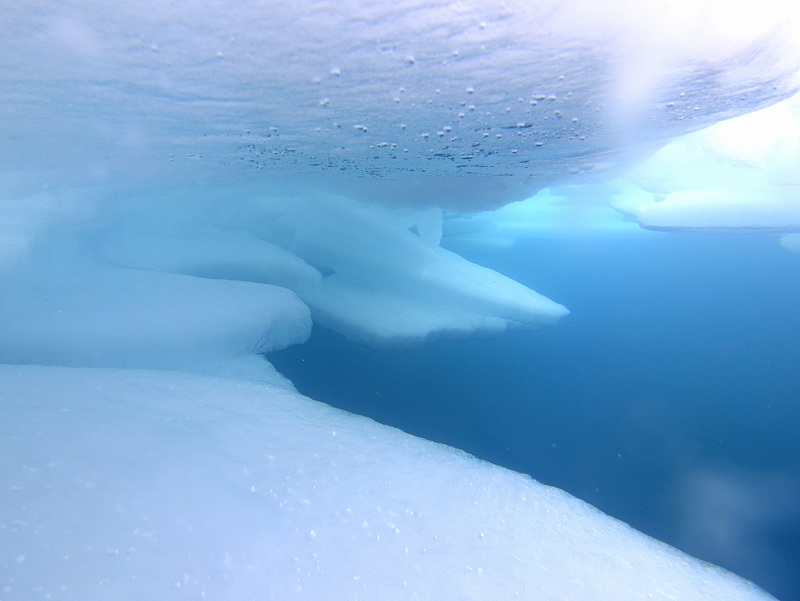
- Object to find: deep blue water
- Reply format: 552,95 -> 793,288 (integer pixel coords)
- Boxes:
269,233 -> 800,601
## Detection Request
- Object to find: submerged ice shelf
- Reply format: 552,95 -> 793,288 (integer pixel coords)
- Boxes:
0,191 -> 786,601
2,0 -> 800,598
0,365 -> 777,601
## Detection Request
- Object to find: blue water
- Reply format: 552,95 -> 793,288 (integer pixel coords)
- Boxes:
269,233 -> 800,601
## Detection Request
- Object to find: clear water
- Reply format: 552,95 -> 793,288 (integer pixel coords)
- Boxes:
270,233 -> 800,601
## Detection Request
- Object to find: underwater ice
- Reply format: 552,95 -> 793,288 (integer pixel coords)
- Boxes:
0,365 -> 777,601
626,93 -> 800,232
3,0 -> 800,598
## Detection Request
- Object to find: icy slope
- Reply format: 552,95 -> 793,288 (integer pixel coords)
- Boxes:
0,365 -> 775,601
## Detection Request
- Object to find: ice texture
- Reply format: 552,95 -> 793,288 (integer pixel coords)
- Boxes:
619,93 -> 800,232
99,190 -> 569,348
0,365 -> 777,601
2,0 -> 800,598
0,266 -> 311,373
2,1 -> 799,210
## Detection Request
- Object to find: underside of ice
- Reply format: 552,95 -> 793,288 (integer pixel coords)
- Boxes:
3,0 -> 800,210
2,0 -> 800,599
618,93 -> 800,233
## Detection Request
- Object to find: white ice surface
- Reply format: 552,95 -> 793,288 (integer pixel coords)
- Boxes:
2,1 -> 799,210
636,188 -> 800,232
0,365 -> 776,601
442,186 -> 656,254
99,190 -> 568,348
621,93 -> 800,232
0,264 -> 311,378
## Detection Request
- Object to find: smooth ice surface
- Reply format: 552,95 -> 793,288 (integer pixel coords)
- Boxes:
0,365 -> 777,601
621,93 -> 800,232
98,189 -> 568,348
442,185 -> 656,255
2,1 -> 800,210
0,266 -> 311,374
636,189 -> 800,232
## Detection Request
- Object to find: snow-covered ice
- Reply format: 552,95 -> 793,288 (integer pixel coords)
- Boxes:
0,365 -> 777,601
